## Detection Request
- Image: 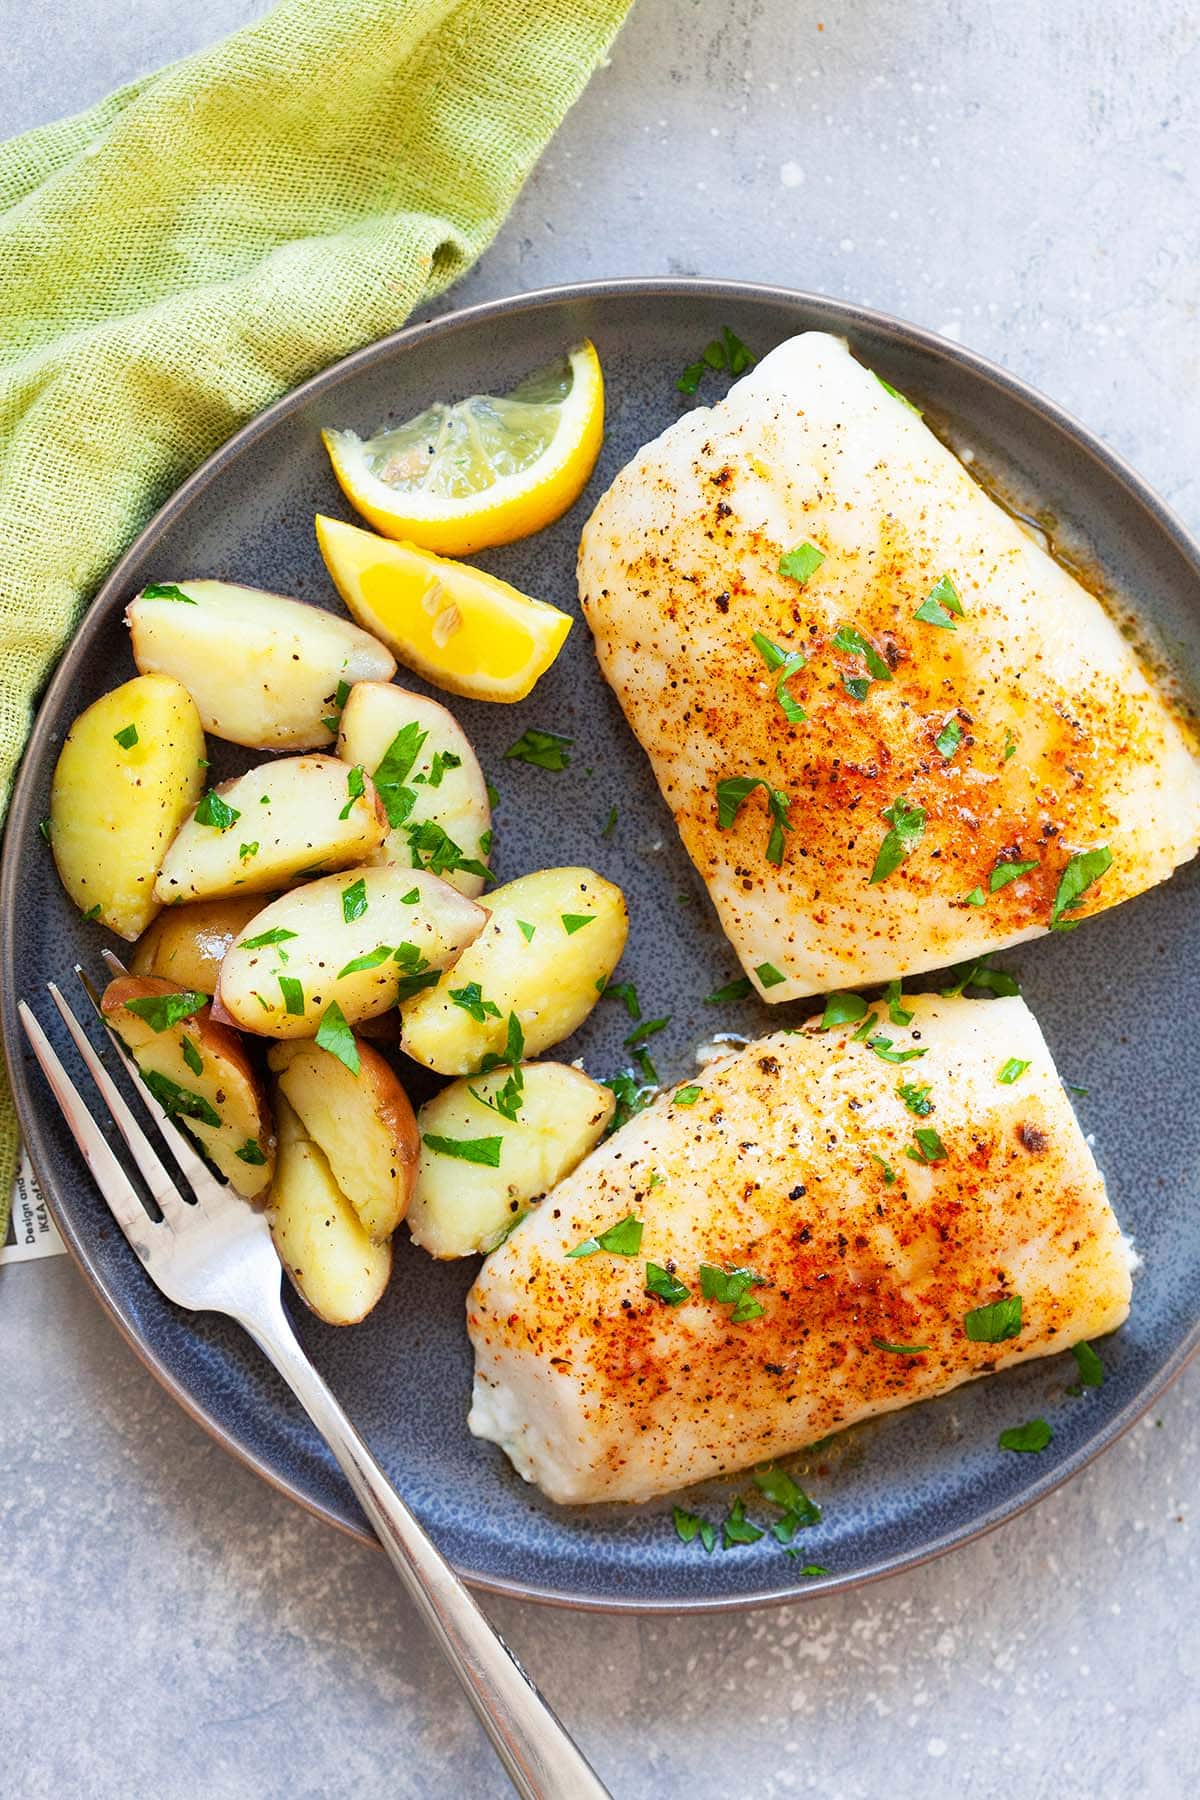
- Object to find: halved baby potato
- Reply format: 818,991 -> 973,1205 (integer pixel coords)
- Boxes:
154,755 -> 387,904
101,974 -> 274,1197
127,580 -> 395,750
49,673 -> 206,939
267,1038 -> 418,1242
218,866 -> 487,1037
269,1095 -> 392,1325
399,867 -> 627,1075
409,1062 -> 614,1258
131,895 -> 268,994
337,681 -> 492,897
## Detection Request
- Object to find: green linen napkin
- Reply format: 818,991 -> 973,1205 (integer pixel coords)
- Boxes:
0,0 -> 633,1228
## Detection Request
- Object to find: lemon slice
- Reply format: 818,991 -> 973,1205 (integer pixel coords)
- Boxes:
315,515 -> 572,703
321,342 -> 604,556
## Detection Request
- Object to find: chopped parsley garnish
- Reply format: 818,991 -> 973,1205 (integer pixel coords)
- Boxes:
1070,1341 -> 1104,1389
997,1057 -> 1030,1084
422,1132 -> 502,1167
869,794 -> 925,884
705,976 -> 754,1005
753,1466 -> 821,1537
238,841 -> 258,860
400,887 -> 421,904
141,582 -> 195,603
322,677 -> 352,736
504,728 -> 573,771
990,857 -> 1038,892
645,1262 -> 690,1306
964,886 -> 985,907
566,1213 -> 644,1259
852,1010 -> 879,1042
235,1138 -> 267,1165
843,675 -> 870,702
883,979 -> 912,1026
906,1126 -> 948,1164
314,1000 -> 359,1074
239,926 -> 297,951
194,790 -> 240,831
831,623 -> 892,689
338,945 -> 394,978
38,816 -> 51,843
701,1268 -> 766,1324
676,324 -> 755,395
964,1295 -> 1022,1342
787,1561 -> 830,1575
113,723 -> 139,749
142,1071 -> 220,1129
778,541 -> 826,586
450,982 -> 501,1023
406,819 -> 491,883
1003,729 -> 1017,761
278,975 -> 305,1015
599,977 -> 641,1020
180,1035 -> 203,1078
751,632 -> 807,723
338,764 -> 366,820
715,776 -> 793,866
123,990 -> 207,1032
722,1497 -> 765,1547
871,1152 -> 897,1185
625,1017 -> 668,1048
632,1046 -> 659,1085
913,574 -> 964,628
1051,846 -> 1112,929
897,1079 -> 933,1116
672,1085 -> 702,1107
871,1336 -> 928,1355
469,1012 -> 526,1121
517,919 -> 536,944
603,1069 -> 656,1134
755,962 -> 786,989
673,1507 -> 716,1553
394,966 -> 440,1002
821,991 -> 869,1028
935,717 -> 963,759
940,954 -> 1019,998
998,1418 -> 1052,1454
342,878 -> 368,923
601,804 -> 618,838
873,372 -> 921,413
561,913 -> 594,935
372,721 -> 427,826
867,1034 -> 926,1065
423,749 -> 462,788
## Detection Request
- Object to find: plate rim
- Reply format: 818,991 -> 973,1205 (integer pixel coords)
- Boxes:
5,274 -> 1200,1614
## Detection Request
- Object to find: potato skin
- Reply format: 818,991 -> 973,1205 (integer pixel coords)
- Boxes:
101,974 -> 275,1197
269,1096 -> 392,1325
49,673 -> 206,940
400,867 -> 628,1075
267,1037 -> 418,1242
131,895 -> 268,993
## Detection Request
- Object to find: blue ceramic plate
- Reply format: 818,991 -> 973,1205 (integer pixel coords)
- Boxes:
5,280 -> 1199,1611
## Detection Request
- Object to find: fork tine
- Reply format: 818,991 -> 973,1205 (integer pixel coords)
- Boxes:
47,981 -> 191,1229
74,966 -> 232,1208
17,1000 -> 157,1257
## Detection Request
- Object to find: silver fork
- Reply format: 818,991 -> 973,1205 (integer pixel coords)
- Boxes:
18,970 -> 609,1800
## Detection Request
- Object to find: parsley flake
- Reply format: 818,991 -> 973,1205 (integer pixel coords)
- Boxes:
180,1036 -> 203,1078
998,1418 -> 1052,1453
504,728 -> 572,771
234,1138 -> 267,1166
751,632 -> 807,723
1051,846 -> 1112,929
451,983 -> 501,1023
338,945 -> 394,978
715,776 -> 793,865
872,1336 -> 928,1355
673,1507 -> 716,1553
906,1126 -> 948,1164
143,1071 -> 220,1128
141,583 -> 195,604
1070,1341 -> 1104,1389
722,1497 -> 765,1547
567,1214 -> 644,1259
561,913 -> 595,935
913,574 -> 964,628
964,1296 -> 1023,1342
372,722 -> 427,826
423,1132 -> 502,1167
997,1057 -> 1030,1084
779,541 -> 826,586
194,790 -> 240,831
673,1085 -> 702,1107
645,1262 -> 690,1305
869,795 -> 926,884
867,1035 -> 927,1065
936,717 -> 964,759
756,962 -> 787,989
821,991 -> 868,1029
239,926 -> 297,951
342,878 -> 368,923
113,723 -> 138,749
338,765 -> 366,820
123,990 -> 208,1032
517,919 -> 536,944
705,976 -> 754,1005
898,1080 -> 933,1117
990,858 -> 1039,892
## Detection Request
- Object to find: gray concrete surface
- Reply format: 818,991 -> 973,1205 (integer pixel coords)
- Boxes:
3,1 -> 1199,1795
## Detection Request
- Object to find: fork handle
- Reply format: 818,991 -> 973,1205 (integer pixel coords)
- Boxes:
241,1296 -> 610,1800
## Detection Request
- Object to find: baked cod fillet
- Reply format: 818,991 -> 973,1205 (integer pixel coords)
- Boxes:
578,332 -> 1200,1000
467,993 -> 1131,1505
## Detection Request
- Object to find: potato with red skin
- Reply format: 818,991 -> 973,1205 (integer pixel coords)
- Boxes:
267,1038 -> 418,1242
101,975 -> 274,1198
131,895 -> 268,994
269,1096 -> 392,1325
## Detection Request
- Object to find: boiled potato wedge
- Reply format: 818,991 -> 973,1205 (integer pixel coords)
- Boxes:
127,580 -> 395,750
400,867 -> 627,1075
268,1038 -> 418,1242
269,1096 -> 392,1325
49,673 -> 205,940
155,755 -> 387,904
101,975 -> 274,1197
219,866 -> 487,1037
409,1062 -> 614,1257
131,895 -> 268,994
337,681 -> 491,897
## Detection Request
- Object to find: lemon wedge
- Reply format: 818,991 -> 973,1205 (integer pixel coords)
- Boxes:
315,515 -> 572,703
321,342 -> 604,556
